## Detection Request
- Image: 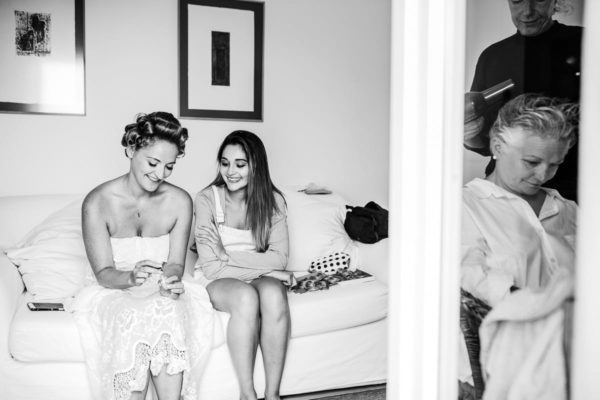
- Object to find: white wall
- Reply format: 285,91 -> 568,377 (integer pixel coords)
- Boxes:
572,1 -> 600,394
463,0 -> 584,183
0,0 -> 390,206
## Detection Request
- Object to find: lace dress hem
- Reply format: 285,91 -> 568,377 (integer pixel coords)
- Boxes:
113,332 -> 188,400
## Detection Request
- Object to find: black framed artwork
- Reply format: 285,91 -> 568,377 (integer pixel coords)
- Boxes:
0,0 -> 85,115
179,0 -> 264,120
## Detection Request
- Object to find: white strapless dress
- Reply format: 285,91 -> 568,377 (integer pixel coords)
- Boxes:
70,235 -> 215,400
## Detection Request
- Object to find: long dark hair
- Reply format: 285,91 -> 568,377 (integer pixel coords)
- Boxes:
209,130 -> 284,252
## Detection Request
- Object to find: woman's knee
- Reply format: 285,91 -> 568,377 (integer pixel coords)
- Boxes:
209,280 -> 260,318
235,285 -> 260,318
256,279 -> 289,318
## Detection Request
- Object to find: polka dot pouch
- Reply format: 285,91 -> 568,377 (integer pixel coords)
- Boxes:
309,252 -> 351,275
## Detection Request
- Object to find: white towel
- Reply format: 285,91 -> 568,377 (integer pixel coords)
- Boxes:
480,269 -> 573,400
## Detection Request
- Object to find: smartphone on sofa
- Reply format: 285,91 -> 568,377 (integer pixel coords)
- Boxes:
27,302 -> 65,311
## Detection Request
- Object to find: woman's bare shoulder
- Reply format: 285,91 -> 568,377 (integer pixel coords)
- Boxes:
159,182 -> 192,208
82,177 -> 123,212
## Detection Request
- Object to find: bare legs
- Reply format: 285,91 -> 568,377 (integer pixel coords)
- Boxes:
208,278 -> 261,399
129,368 -> 182,400
251,277 -> 290,400
152,368 -> 184,400
207,276 -> 291,400
129,371 -> 150,400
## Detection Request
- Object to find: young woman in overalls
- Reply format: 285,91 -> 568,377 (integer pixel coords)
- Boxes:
193,130 -> 293,400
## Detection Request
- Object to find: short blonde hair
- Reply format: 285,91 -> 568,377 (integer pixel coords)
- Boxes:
490,93 -> 579,150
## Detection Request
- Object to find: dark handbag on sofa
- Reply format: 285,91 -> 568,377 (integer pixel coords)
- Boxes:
344,201 -> 388,244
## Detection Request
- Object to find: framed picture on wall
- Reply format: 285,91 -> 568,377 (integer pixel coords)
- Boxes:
0,0 -> 85,115
179,0 -> 264,120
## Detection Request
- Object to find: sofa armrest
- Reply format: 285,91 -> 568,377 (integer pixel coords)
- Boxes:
0,254 -> 24,360
354,239 -> 389,285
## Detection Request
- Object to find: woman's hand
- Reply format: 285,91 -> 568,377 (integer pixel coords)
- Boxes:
196,220 -> 228,261
129,260 -> 163,286
264,270 -> 297,287
159,275 -> 185,299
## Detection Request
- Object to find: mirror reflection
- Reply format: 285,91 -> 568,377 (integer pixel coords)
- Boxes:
459,1 -> 583,399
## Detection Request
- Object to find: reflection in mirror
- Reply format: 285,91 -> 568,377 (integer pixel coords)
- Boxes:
459,1 -> 584,399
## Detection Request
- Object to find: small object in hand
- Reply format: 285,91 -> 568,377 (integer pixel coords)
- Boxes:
158,277 -> 169,291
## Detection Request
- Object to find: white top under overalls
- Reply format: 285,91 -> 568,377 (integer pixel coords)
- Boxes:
193,185 -> 289,283
194,186 -> 256,285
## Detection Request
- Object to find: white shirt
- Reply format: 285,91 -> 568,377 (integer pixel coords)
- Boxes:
461,178 -> 577,307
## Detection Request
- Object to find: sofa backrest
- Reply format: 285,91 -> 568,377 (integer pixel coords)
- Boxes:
0,194 -> 80,251
0,188 -> 357,273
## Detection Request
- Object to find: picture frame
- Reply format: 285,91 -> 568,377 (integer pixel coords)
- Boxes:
0,0 -> 85,115
179,0 -> 264,120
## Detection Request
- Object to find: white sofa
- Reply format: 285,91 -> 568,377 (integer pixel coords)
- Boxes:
0,191 -> 388,400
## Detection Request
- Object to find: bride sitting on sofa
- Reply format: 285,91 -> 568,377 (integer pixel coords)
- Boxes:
70,111 -> 215,400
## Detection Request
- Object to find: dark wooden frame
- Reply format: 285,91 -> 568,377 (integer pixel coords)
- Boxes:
179,0 -> 264,120
0,0 -> 85,115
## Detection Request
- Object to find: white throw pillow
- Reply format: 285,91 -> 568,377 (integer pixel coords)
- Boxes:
282,188 -> 357,272
5,198 -> 94,300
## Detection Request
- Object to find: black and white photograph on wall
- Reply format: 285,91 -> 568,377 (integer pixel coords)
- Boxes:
14,10 -> 51,56
0,0 -> 85,115
211,30 -> 230,86
179,0 -> 263,120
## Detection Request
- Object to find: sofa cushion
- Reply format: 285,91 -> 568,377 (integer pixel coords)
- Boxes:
4,198 -> 95,301
288,279 -> 388,338
9,294 -> 86,362
0,194 -> 80,251
10,280 -> 387,362
282,188 -> 358,272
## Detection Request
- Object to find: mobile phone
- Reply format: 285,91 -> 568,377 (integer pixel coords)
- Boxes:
27,302 -> 64,311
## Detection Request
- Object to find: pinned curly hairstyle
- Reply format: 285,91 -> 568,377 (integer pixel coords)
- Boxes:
121,112 -> 188,157
490,93 -> 579,150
